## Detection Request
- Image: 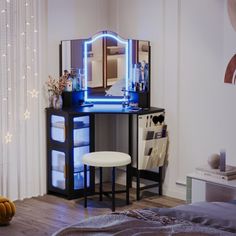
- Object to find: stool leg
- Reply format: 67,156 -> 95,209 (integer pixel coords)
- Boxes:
112,167 -> 116,212
126,164 -> 130,205
84,164 -> 87,208
159,166 -> 163,196
137,169 -> 140,201
99,167 -> 103,201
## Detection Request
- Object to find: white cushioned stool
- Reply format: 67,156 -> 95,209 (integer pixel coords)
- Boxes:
82,151 -> 131,212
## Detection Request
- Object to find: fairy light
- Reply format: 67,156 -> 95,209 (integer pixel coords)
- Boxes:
1,0 -> 40,149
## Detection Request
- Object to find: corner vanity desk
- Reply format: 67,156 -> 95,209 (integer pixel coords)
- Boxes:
46,105 -> 167,200
46,31 -> 168,200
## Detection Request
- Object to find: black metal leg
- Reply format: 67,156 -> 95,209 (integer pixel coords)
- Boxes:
84,164 -> 87,208
159,166 -> 163,195
99,167 -> 103,201
126,164 -> 130,205
112,167 -> 116,212
137,169 -> 140,201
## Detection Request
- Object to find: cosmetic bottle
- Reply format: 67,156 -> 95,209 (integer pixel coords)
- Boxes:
220,150 -> 226,172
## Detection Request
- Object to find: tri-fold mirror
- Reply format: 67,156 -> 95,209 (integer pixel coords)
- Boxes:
60,31 -> 150,103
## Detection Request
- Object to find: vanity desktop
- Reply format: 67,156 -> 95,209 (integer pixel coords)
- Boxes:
46,31 -> 167,200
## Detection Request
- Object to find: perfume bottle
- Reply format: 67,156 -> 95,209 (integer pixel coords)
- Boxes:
144,63 -> 149,91
78,69 -> 85,90
66,76 -> 73,92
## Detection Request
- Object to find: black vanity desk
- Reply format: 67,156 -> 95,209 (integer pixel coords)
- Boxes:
46,105 -> 165,200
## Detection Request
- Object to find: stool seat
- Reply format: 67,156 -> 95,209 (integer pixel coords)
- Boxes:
82,151 -> 131,167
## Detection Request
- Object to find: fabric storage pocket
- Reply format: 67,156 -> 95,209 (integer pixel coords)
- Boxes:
139,137 -> 168,170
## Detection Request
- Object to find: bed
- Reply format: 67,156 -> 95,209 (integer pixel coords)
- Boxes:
52,201 -> 236,235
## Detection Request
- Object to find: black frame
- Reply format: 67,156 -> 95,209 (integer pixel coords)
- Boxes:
84,165 -> 131,212
46,107 -> 165,200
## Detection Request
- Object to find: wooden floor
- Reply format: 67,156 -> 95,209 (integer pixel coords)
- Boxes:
0,189 -> 185,236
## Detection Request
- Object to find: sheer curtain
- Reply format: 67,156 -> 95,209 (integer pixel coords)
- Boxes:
0,0 -> 47,200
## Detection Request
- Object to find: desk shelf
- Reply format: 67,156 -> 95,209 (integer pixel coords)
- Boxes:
46,109 -> 95,199
52,121 -> 90,130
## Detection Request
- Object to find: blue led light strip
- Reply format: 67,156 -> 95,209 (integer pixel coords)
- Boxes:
84,32 -> 129,103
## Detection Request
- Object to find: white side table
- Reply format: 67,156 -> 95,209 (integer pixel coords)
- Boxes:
186,173 -> 236,203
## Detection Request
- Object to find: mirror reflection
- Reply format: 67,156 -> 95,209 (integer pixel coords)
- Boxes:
60,31 -> 150,102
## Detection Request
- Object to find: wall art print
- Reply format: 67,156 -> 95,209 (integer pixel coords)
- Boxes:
224,1 -> 236,84
228,0 -> 236,32
224,54 -> 236,84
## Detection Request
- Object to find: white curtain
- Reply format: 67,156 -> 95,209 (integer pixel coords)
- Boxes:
0,0 -> 47,200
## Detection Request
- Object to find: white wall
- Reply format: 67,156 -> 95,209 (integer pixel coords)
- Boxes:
48,0 -> 109,77
178,0 -> 236,195
111,0 -> 236,199
47,0 -> 236,200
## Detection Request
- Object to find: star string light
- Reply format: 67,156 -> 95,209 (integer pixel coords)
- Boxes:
24,109 -> 30,120
5,132 -> 12,144
28,89 -> 39,98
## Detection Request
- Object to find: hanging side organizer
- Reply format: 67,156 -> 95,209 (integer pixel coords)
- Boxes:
131,112 -> 168,200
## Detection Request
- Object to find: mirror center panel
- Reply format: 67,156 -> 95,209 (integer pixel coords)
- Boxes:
84,32 -> 129,102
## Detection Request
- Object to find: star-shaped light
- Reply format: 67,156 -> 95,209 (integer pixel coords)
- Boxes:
24,109 -> 30,120
5,132 -> 12,143
28,89 -> 39,98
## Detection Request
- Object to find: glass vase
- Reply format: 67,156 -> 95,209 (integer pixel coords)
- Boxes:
53,95 -> 63,109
